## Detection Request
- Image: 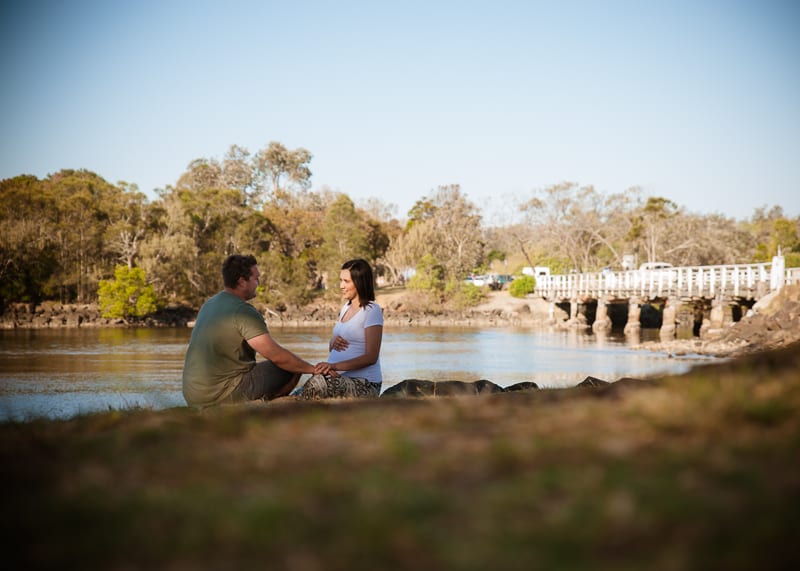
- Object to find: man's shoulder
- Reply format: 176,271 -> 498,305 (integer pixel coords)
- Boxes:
200,292 -> 262,317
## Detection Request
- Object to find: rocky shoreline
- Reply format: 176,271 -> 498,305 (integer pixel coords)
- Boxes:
633,281 -> 800,358
3,284 -> 798,360
0,292 -> 558,330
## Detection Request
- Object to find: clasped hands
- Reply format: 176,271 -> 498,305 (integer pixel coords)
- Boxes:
313,335 -> 349,376
313,362 -> 339,376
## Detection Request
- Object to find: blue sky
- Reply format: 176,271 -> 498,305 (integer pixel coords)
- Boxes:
2,0 -> 798,221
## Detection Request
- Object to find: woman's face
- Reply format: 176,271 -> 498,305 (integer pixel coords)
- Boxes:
339,269 -> 358,302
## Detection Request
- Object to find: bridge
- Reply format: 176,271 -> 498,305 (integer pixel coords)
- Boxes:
532,256 -> 798,338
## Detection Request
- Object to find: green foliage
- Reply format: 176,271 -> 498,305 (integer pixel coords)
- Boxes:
785,252 -> 800,268
407,254 -> 445,293
98,266 -> 159,320
405,198 -> 437,230
486,249 -> 506,264
509,275 -> 536,298
445,280 -> 486,309
3,148 -> 798,312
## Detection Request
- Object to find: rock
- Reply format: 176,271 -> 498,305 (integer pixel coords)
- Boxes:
381,379 -> 538,398
381,379 -> 435,398
504,381 -> 539,392
577,376 -> 610,387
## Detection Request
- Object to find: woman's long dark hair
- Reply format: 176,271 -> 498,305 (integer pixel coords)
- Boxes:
341,258 -> 375,307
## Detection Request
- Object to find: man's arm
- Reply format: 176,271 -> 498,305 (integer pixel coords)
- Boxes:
247,333 -> 333,375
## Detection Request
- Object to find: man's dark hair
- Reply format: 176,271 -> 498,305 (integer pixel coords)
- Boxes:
222,254 -> 258,288
341,258 -> 375,306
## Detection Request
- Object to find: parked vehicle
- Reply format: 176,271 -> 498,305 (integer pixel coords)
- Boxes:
639,262 -> 673,271
465,274 -> 515,289
464,275 -> 490,286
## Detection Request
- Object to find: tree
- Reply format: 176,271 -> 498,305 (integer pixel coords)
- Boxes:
102,182 -> 150,269
0,175 -> 60,308
407,253 -> 446,296
628,196 -> 680,264
386,185 -> 485,286
405,197 -> 437,230
253,141 -> 312,206
424,184 -> 485,281
97,266 -> 159,320
520,182 -> 616,272
45,170 -> 122,303
321,194 -> 369,261
747,206 -> 800,261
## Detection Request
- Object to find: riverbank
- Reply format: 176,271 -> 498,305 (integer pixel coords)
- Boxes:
3,338 -> 798,569
634,281 -> 800,358
3,284 -> 798,358
0,289 -> 558,330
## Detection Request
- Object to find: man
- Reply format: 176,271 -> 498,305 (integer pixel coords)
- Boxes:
182,254 -> 333,408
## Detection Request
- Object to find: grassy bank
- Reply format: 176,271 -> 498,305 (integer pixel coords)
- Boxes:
3,342 -> 799,570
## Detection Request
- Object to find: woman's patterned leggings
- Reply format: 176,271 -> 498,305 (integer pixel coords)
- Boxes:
300,374 -> 380,400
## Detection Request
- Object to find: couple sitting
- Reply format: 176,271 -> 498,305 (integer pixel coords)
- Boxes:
182,255 -> 383,408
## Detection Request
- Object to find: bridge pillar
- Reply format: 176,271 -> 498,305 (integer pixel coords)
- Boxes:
567,298 -> 589,328
702,296 -> 725,338
592,296 -> 612,334
660,296 -> 678,340
548,301 -> 557,325
624,296 -> 641,337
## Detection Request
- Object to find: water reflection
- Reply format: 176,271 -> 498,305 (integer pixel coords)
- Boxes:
0,326 -> 712,421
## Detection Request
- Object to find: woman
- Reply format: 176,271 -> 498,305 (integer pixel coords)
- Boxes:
301,259 -> 383,399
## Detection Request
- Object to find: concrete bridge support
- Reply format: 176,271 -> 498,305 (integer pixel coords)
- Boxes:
701,296 -> 726,338
624,297 -> 641,337
567,298 -> 589,328
660,297 -> 678,340
592,296 -> 612,334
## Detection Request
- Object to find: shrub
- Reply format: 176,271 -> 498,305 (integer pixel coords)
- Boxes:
407,254 -> 445,293
509,275 -> 536,298
98,266 -> 159,320
446,280 -> 486,310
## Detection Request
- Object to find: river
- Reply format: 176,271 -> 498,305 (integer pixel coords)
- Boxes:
0,326 -> 712,421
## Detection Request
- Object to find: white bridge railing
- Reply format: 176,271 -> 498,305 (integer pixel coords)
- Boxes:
534,260 -> 796,302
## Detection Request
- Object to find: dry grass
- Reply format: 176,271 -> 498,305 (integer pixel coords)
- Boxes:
2,342 -> 799,570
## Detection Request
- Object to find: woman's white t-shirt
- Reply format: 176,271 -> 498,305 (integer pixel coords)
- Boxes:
327,301 -> 383,384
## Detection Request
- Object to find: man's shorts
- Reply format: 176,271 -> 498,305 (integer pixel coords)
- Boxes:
230,361 -> 296,402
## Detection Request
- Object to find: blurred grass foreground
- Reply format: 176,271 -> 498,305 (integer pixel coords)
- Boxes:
2,341 -> 799,570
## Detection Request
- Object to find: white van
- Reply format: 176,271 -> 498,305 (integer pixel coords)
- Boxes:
639,262 -> 673,271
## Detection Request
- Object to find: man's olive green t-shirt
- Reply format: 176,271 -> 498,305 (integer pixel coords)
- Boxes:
182,291 -> 269,407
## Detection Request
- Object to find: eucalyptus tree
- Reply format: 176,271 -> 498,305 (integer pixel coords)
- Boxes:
0,175 -> 59,307
253,141 -> 312,206
258,186 -> 346,305
519,182 -> 622,272
138,190 -> 200,304
102,182 -> 150,269
663,213 -> 753,266
386,184 -> 484,286
320,194 -> 369,272
747,206 -> 800,261
627,196 -> 681,265
140,162 -> 256,305
45,169 -> 122,302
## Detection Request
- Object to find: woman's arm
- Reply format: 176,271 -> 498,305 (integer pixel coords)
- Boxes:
328,325 -> 383,373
